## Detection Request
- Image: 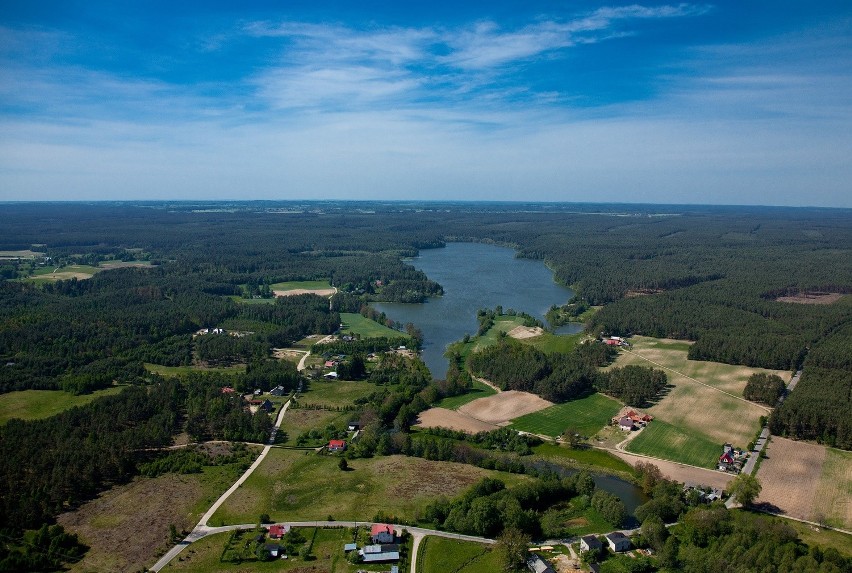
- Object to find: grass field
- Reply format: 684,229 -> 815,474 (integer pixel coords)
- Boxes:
624,419 -> 722,469
510,393 -> 621,438
0,387 -> 124,424
25,264 -> 100,282
607,336 -> 775,458
418,536 -> 498,573
339,312 -> 407,339
531,442 -> 635,475
434,380 -> 498,410
811,447 -> 852,530
211,451 -> 530,526
143,363 -> 247,376
520,331 -> 582,355
276,408 -> 348,445
769,513 -> 852,558
270,280 -> 332,291
299,379 -> 376,408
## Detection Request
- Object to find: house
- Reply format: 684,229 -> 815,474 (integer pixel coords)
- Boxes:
718,452 -> 735,471
371,523 -> 395,544
260,399 -> 274,413
268,524 -> 289,539
328,439 -> 346,452
221,386 -> 235,394
527,554 -> 555,573
360,544 -> 399,563
265,543 -> 281,558
605,339 -> 621,346
605,532 -> 631,552
324,360 -> 337,368
324,371 -> 338,379
580,535 -> 602,552
270,385 -> 287,396
347,421 -> 361,431
618,417 -> 634,431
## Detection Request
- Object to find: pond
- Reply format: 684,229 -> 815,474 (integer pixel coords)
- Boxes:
374,242 -> 582,379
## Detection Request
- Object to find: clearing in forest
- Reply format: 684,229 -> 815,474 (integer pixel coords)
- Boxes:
0,387 -> 124,424
338,312 -> 407,339
271,279 -> 335,297
608,336 -> 782,459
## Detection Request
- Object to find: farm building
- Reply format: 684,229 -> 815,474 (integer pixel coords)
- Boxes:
324,371 -> 338,379
343,542 -> 357,552
360,544 -> 400,563
371,523 -> 395,544
605,532 -> 631,552
347,420 -> 361,431
328,439 -> 347,452
270,385 -> 287,396
527,554 -> 555,573
580,535 -> 603,552
264,543 -> 282,558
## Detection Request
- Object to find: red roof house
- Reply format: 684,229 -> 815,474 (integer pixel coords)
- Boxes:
329,439 -> 346,452
719,452 -> 735,465
371,523 -> 395,544
221,386 -> 235,394
268,524 -> 290,538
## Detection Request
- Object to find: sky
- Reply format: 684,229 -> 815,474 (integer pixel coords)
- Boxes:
1,1 -> 850,207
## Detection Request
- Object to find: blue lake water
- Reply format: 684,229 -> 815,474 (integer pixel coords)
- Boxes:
375,242 -> 581,379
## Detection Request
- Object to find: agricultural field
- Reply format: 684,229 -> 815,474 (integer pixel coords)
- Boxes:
607,336 -> 775,460
510,393 -> 621,438
457,391 -> 552,426
271,280 -> 333,291
211,451 -> 530,526
0,386 -> 124,424
58,446 -> 260,573
25,264 -> 100,282
758,437 -> 852,530
418,536 -> 499,573
339,312 -> 406,339
434,380 -> 498,410
624,419 -> 722,469
416,407 -> 499,433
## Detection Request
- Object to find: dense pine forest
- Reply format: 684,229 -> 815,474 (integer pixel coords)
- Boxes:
0,201 -> 850,567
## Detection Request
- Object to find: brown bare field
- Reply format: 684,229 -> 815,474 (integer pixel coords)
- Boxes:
508,325 -> 544,339
40,271 -> 93,281
58,474 -> 204,573
458,390 -> 553,425
757,437 -> 826,523
610,450 -> 733,490
274,288 -> 336,297
416,407 -> 499,433
776,292 -> 844,305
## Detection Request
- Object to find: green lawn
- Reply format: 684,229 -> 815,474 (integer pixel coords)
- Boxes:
520,332 -> 582,355
211,451 -> 529,526
270,280 -> 332,291
624,419 -> 722,469
299,379 -> 376,408
511,393 -> 621,437
0,387 -> 125,424
339,312 -> 408,339
418,536 -> 498,573
143,363 -> 246,376
434,380 -> 498,410
531,443 -> 635,475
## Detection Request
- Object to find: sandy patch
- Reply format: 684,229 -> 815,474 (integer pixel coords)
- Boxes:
508,325 -> 544,339
610,450 -> 734,490
273,348 -> 306,361
458,390 -> 553,425
776,292 -> 844,305
274,288 -> 336,297
757,437 -> 826,522
416,407 -> 499,433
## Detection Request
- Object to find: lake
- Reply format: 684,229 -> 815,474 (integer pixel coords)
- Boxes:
375,242 -> 582,379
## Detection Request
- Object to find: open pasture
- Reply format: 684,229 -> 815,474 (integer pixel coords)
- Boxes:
272,279 -> 335,297
277,408 -> 348,445
419,536 -> 498,573
0,387 -> 124,424
510,392 -> 621,438
211,451 -> 529,525
339,312 -> 406,339
299,379 -> 376,408
624,419 -> 722,469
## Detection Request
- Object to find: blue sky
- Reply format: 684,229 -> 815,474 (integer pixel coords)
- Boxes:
1,1 -> 850,206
